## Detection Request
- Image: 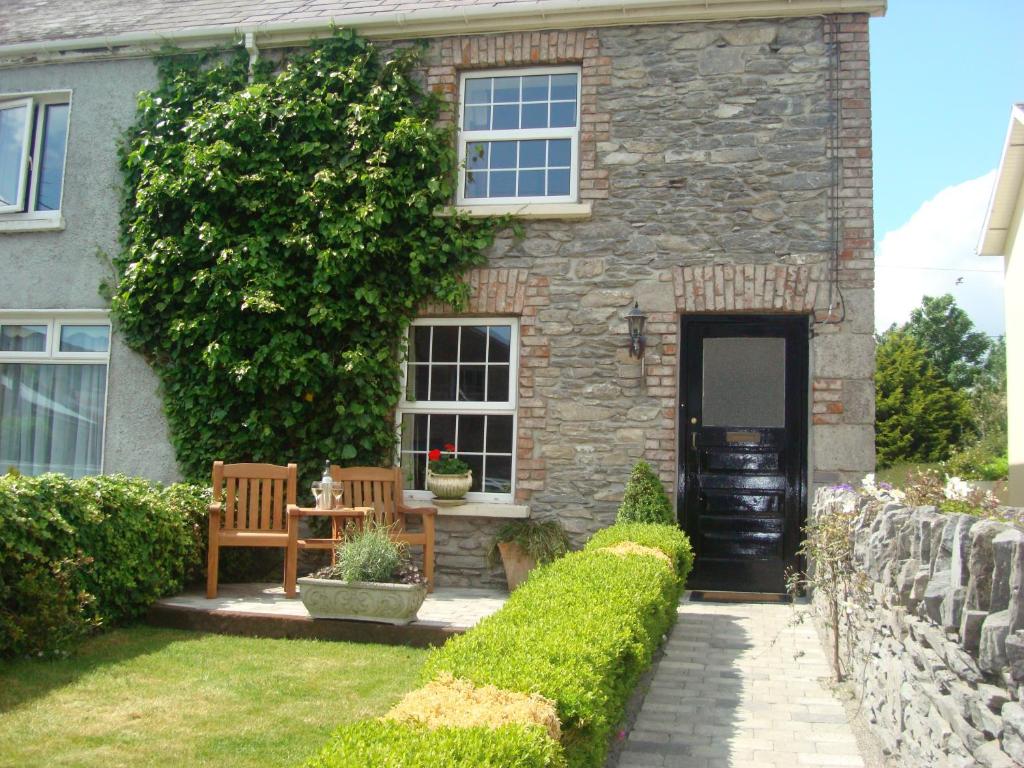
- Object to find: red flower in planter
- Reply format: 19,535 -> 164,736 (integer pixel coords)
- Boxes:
427,445 -> 471,478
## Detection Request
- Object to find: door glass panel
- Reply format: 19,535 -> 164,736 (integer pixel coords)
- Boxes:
702,337 -> 785,427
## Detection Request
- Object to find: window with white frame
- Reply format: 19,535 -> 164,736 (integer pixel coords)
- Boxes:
0,92 -> 71,217
458,67 -> 580,205
399,319 -> 518,502
0,316 -> 110,477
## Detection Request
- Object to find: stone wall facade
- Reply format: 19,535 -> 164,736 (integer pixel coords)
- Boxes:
416,14 -> 875,586
0,14 -> 878,590
814,488 -> 1024,767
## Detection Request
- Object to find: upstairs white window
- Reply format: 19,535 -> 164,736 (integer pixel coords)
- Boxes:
0,315 -> 109,477
457,67 -> 580,205
0,93 -> 70,217
399,319 -> 518,503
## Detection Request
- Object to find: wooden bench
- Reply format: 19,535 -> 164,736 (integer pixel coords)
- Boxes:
206,461 -> 297,599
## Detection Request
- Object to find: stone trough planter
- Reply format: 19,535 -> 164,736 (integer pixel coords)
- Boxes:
297,577 -> 427,625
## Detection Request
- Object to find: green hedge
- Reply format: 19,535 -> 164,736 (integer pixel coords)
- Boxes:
423,549 -> 680,767
304,522 -> 692,768
0,473 -> 208,657
584,523 -> 693,580
305,721 -> 566,768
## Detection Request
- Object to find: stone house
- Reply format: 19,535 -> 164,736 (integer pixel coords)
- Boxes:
979,103 -> 1024,508
0,0 -> 883,592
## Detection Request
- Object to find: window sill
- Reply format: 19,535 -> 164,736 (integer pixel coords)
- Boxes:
442,202 -> 592,220
0,214 -> 65,233
403,498 -> 530,519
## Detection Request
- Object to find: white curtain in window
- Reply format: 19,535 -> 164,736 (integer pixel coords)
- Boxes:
0,363 -> 106,477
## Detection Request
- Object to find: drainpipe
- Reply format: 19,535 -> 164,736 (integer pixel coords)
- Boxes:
244,32 -> 259,80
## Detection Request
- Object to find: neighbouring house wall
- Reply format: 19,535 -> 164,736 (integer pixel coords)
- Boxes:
0,59 -> 180,483
813,487 -> 1024,767
1005,189 -> 1023,507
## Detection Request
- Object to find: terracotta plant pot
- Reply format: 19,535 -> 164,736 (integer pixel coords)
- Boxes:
497,540 -> 537,591
426,469 -> 473,500
296,577 -> 427,625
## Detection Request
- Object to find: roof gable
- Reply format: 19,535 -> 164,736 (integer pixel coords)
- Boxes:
0,0 -> 886,62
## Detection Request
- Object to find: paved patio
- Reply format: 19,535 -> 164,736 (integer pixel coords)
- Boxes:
149,583 -> 507,646
617,595 -> 870,768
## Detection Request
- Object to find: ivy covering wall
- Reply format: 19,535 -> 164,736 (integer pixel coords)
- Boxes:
113,31 -> 502,480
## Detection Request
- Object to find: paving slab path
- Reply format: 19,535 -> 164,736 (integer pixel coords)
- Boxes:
617,596 -> 871,768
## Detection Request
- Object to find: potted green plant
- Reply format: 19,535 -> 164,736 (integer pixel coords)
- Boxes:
487,519 -> 570,590
297,522 -> 427,625
425,443 -> 473,503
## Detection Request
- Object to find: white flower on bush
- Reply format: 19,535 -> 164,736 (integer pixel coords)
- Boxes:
944,476 -> 972,502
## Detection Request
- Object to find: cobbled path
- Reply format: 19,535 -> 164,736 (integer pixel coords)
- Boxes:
616,597 -> 868,768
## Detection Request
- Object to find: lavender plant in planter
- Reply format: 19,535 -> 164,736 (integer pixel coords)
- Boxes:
298,522 -> 427,625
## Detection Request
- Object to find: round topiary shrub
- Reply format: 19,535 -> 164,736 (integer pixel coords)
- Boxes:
616,461 -> 674,525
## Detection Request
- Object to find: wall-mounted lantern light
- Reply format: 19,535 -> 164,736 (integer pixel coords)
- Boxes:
626,301 -> 647,359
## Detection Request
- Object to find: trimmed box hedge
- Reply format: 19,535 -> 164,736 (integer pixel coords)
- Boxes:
584,522 -> 694,579
304,721 -> 566,768
0,473 -> 208,657
304,522 -> 692,768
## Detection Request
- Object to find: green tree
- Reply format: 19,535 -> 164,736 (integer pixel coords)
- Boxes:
973,336 -> 1007,444
904,294 -> 990,389
616,461 -> 674,525
875,330 -> 974,466
112,34 -> 503,481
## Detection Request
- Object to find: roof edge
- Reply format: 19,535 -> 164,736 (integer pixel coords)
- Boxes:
978,104 -> 1024,257
0,0 -> 886,69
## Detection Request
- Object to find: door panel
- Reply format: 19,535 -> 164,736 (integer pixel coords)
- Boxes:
679,315 -> 808,594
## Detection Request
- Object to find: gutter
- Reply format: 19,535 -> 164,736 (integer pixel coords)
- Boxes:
977,104 -> 1024,258
0,0 -> 886,68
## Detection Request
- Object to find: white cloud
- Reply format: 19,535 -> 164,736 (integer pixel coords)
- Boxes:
875,171 -> 1005,337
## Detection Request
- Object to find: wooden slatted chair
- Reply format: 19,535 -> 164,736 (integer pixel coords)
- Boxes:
330,466 -> 437,591
206,461 -> 298,598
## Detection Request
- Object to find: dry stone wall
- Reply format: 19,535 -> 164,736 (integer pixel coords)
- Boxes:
814,487 -> 1024,767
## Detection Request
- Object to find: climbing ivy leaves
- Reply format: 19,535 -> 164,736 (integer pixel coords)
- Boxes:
114,31 -> 501,480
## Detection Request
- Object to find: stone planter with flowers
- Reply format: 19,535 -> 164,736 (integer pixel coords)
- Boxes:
425,443 -> 472,504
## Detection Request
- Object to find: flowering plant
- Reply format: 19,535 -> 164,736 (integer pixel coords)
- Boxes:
859,473 -> 905,503
428,443 -> 471,475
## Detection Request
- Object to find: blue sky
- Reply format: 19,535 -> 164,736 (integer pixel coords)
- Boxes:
870,0 -> 1023,335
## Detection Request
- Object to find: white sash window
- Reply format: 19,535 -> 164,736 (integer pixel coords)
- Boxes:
0,314 -> 110,477
457,68 -> 580,206
398,319 -> 518,502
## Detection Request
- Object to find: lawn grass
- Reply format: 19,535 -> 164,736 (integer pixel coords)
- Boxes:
0,626 -> 427,768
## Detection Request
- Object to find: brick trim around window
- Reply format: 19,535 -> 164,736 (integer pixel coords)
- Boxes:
425,30 -> 611,201
420,267 -> 549,504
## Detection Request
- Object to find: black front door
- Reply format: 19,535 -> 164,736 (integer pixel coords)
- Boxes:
679,315 -> 808,594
